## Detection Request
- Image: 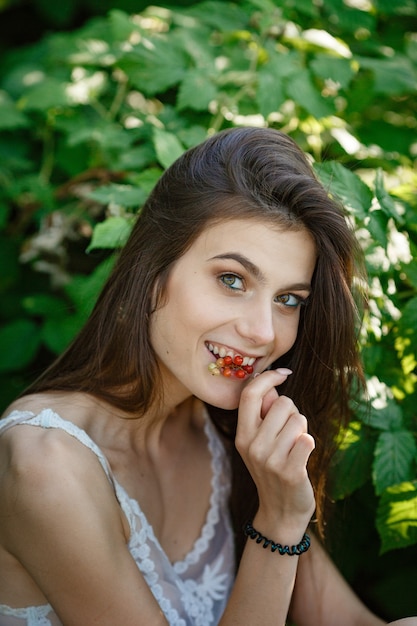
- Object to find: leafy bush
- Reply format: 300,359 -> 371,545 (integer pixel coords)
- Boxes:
0,0 -> 416,619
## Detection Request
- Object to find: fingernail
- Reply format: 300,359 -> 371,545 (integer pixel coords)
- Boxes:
253,372 -> 261,378
275,368 -> 293,376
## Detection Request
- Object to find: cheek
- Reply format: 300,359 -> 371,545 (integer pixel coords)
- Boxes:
275,314 -> 302,353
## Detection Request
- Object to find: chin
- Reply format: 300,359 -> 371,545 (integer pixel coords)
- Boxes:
201,385 -> 242,412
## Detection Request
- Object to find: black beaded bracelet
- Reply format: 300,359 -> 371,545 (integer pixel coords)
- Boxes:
244,522 -> 311,556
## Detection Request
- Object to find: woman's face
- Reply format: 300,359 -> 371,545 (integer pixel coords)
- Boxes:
150,218 -> 316,410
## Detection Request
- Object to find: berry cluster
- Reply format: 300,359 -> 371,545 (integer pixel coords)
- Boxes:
208,355 -> 254,378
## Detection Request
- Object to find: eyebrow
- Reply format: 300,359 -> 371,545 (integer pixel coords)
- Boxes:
208,252 -> 312,293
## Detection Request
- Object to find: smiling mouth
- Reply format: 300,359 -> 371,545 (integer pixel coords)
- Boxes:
206,342 -> 256,379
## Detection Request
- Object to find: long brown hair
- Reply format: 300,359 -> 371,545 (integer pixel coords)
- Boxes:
23,127 -> 365,558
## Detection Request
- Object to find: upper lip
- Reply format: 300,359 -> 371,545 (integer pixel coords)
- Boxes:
205,341 -> 260,366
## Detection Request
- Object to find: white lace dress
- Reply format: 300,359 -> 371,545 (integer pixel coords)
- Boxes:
0,409 -> 235,626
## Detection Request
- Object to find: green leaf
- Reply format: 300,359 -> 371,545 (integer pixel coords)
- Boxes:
0,319 -> 41,372
285,69 -> 335,119
0,98 -> 30,130
315,161 -> 373,218
398,296 -> 417,342
22,294 -> 68,318
256,50 -> 297,117
153,128 -> 185,169
177,69 -> 218,112
128,167 -> 163,196
374,169 -> 404,223
367,210 -> 389,249
19,78 -> 70,111
118,39 -> 188,96
87,184 -> 147,209
67,121 -> 132,152
109,9 -> 136,41
65,257 -> 115,314
330,421 -> 375,500
87,217 -> 134,252
356,55 -> 417,95
114,144 -> 156,172
42,314 -> 85,354
377,481 -> 417,553
186,1 -> 249,31
373,430 -> 417,495
310,56 -> 355,90
358,398 -> 403,431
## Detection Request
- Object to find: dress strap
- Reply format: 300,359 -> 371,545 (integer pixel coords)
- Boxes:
0,409 -> 117,492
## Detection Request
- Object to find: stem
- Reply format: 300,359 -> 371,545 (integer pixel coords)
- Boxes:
108,76 -> 128,122
39,119 -> 55,184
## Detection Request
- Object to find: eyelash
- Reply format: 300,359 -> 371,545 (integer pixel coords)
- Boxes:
218,273 -> 308,308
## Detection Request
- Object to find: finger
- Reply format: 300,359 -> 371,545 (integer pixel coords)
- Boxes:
240,368 -> 292,420
250,404 -> 308,470
285,432 -> 316,477
260,395 -> 302,439
237,368 -> 292,445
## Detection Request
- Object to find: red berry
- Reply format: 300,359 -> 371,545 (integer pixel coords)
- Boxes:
223,356 -> 233,366
235,369 -> 246,378
233,355 -> 244,366
243,365 -> 254,374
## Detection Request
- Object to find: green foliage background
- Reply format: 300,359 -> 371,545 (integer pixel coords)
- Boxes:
0,0 -> 416,620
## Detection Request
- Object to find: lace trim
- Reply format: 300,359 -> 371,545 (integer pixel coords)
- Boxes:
0,604 -> 52,617
0,602 -> 53,626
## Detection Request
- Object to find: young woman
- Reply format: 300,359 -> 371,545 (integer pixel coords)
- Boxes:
0,127 -> 415,626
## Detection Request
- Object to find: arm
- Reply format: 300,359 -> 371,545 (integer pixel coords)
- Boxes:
219,369 -> 316,625
0,425 -> 168,626
219,370 -> 417,626
289,533 -> 384,626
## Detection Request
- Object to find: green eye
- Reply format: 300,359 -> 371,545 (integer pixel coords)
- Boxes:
275,293 -> 306,307
220,274 -> 244,290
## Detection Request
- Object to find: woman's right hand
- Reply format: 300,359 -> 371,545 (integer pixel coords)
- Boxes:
235,368 -> 316,537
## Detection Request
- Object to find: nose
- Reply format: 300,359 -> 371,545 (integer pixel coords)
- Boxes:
235,298 -> 276,346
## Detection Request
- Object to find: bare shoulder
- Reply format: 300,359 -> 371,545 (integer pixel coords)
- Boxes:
0,397 -> 123,550
1,390 -> 72,418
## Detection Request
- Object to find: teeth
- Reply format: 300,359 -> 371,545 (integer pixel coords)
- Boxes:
207,342 -> 256,364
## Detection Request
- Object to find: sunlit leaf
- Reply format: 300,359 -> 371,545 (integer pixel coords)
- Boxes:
87,216 -> 135,251
315,161 -> 372,217
153,127 -> 185,169
87,184 -> 147,208
377,481 -> 417,553
373,430 -> 417,495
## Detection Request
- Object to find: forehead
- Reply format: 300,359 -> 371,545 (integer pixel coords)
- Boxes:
180,218 -> 317,279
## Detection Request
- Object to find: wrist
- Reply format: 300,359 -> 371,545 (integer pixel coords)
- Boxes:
253,511 -> 310,546
244,521 -> 311,556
